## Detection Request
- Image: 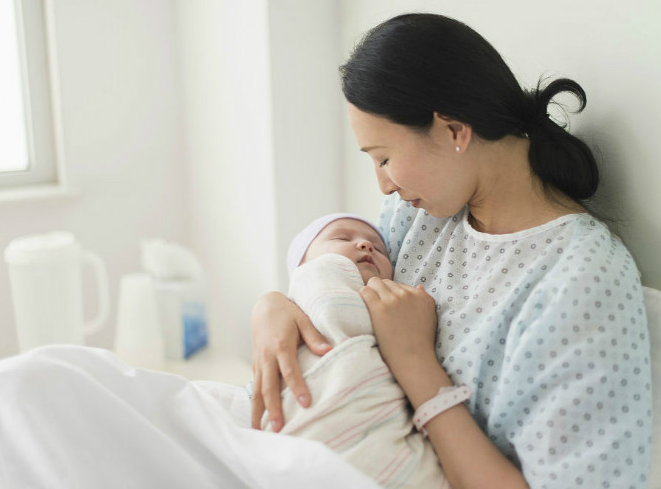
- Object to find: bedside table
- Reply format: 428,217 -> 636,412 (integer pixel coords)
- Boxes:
162,344 -> 253,386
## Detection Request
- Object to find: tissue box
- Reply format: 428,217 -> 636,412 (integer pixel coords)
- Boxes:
152,279 -> 208,360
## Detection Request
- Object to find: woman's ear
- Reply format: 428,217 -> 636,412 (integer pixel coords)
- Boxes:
432,113 -> 472,153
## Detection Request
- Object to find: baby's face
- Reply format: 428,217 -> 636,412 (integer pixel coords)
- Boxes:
302,218 -> 393,284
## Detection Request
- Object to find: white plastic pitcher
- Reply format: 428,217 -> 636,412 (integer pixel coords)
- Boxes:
4,231 -> 110,352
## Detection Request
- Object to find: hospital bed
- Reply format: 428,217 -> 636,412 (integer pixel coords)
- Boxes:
0,288 -> 659,488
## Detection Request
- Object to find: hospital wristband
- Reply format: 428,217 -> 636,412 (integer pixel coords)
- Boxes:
413,385 -> 472,437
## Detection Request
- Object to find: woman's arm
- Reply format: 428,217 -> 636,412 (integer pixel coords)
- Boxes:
250,291 -> 332,431
396,354 -> 529,489
360,279 -> 529,489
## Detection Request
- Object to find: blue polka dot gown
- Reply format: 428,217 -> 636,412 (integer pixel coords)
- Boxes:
378,194 -> 652,488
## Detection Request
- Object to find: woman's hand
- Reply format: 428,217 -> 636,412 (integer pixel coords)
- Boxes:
359,279 -> 438,380
250,291 -> 332,431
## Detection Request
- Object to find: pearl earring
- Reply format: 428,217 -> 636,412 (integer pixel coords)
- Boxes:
455,146 -> 461,153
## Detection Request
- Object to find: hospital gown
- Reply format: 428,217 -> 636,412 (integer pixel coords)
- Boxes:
378,194 -> 653,489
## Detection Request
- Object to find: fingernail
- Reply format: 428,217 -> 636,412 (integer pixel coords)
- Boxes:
271,419 -> 282,431
318,342 -> 331,350
298,394 -> 309,407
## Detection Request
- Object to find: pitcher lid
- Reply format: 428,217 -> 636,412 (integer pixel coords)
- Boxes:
4,232 -> 80,264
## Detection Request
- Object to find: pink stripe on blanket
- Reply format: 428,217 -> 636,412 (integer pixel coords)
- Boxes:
312,365 -> 391,419
374,444 -> 413,485
282,365 -> 392,435
325,398 -> 407,449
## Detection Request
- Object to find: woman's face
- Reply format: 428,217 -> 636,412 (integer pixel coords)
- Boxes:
347,103 -> 475,219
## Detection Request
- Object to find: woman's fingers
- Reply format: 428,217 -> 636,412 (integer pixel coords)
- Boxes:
298,311 -> 332,356
261,360 -> 284,432
276,312 -> 330,408
361,277 -> 388,298
380,279 -> 412,295
251,372 -> 265,429
367,277 -> 428,296
295,310 -> 330,408
359,281 -> 382,303
249,291 -> 328,433
362,277 -> 413,299
260,316 -> 319,431
277,350 -> 310,408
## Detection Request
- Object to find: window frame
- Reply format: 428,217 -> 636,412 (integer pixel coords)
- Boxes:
0,0 -> 68,196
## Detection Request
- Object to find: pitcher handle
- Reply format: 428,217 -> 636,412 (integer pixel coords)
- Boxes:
82,251 -> 110,336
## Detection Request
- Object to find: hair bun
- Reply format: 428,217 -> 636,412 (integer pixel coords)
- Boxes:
525,78 -> 598,201
525,78 -> 587,134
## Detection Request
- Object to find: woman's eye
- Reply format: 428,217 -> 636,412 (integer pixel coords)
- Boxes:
379,159 -> 389,168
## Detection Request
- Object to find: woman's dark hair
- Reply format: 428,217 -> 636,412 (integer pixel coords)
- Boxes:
339,13 -> 599,203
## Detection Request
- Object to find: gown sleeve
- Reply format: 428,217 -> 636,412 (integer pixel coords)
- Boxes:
493,238 -> 653,488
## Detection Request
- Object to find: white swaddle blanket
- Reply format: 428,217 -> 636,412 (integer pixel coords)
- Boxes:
262,254 -> 448,489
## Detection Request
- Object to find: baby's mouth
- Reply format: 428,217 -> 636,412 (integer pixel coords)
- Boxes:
358,255 -> 375,266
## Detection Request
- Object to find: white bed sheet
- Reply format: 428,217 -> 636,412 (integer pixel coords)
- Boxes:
0,345 -> 380,489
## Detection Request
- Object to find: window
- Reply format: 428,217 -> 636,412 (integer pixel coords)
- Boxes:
0,0 -> 29,173
0,0 -> 65,193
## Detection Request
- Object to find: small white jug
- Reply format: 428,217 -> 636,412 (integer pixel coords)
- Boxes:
4,231 -> 110,352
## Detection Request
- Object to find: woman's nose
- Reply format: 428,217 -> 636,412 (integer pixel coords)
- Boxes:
376,172 -> 398,195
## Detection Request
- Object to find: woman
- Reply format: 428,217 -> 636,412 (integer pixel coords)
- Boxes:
250,13 -> 652,488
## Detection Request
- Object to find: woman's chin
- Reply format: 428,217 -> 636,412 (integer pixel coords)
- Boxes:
422,204 -> 455,219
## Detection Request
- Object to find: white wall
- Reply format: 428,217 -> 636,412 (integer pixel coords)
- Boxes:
339,0 -> 661,290
175,0 -> 344,361
268,0 -> 344,287
176,0 -> 278,363
0,0 -> 187,358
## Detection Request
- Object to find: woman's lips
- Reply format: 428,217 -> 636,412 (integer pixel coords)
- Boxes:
409,199 -> 421,208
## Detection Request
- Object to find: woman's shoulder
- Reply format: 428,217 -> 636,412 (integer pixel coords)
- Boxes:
554,214 -> 640,280
536,213 -> 644,310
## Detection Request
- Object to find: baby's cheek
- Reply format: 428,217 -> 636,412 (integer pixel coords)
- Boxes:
381,261 -> 394,280
359,269 -> 375,284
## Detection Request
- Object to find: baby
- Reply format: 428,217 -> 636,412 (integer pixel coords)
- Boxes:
262,213 -> 448,489
287,213 -> 394,284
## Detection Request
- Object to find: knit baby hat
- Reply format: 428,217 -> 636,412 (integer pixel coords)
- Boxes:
286,213 -> 387,276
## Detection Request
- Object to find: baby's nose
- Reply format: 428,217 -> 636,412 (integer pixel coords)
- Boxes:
358,240 -> 374,251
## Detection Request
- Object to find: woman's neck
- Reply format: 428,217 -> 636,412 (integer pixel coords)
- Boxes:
466,135 -> 585,235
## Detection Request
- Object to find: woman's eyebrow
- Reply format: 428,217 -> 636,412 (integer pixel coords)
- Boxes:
360,145 -> 385,153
